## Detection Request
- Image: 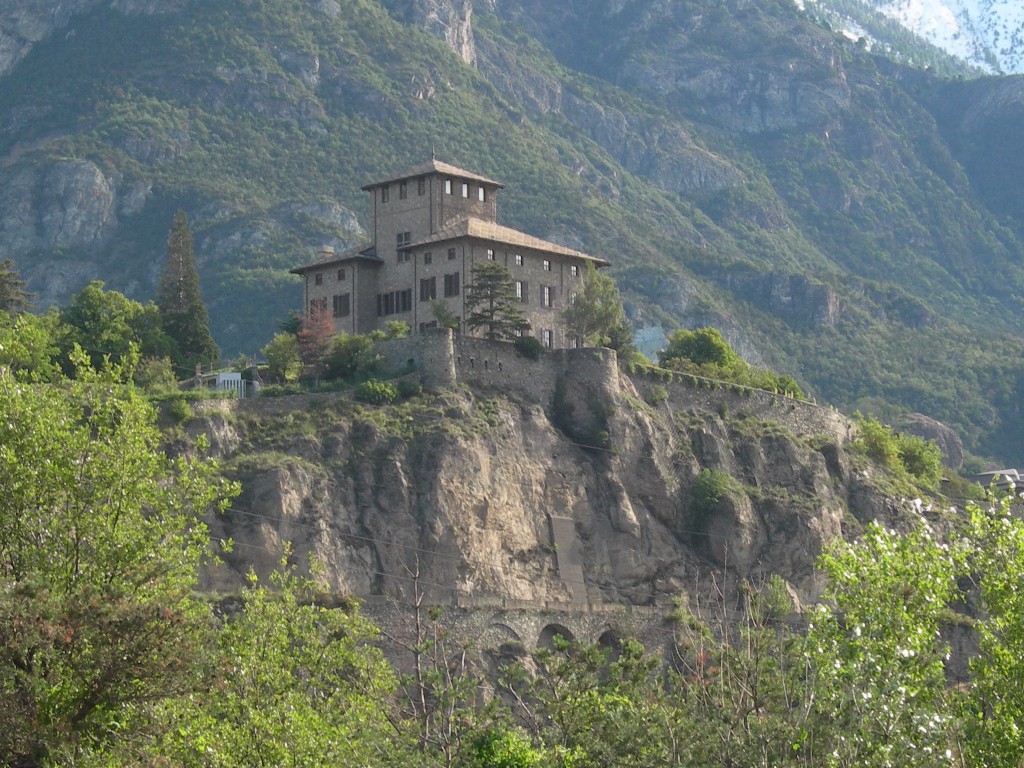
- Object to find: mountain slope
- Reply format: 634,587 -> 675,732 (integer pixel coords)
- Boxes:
2,0 -> 1024,464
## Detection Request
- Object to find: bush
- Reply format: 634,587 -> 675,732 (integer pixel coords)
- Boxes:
645,384 -> 668,405
134,356 -> 178,391
322,333 -> 381,382
692,469 -> 736,517
514,334 -> 543,360
261,332 -> 302,383
355,379 -> 397,405
397,378 -> 423,399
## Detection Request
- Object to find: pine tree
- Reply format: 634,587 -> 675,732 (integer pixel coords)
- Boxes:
157,211 -> 219,367
0,258 -> 33,315
463,261 -> 528,341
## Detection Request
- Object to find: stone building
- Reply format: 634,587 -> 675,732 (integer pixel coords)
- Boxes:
291,159 -> 609,348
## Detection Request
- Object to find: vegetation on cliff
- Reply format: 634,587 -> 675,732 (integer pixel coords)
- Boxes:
2,0 -> 1024,463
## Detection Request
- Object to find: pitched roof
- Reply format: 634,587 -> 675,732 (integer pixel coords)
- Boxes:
362,160 -> 504,191
290,243 -> 381,274
408,218 -> 610,266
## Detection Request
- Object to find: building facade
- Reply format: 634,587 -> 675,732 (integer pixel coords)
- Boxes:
291,159 -> 609,348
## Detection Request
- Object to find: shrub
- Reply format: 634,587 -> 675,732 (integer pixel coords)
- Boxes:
397,378 -> 423,399
355,379 -> 397,405
514,334 -> 543,360
134,355 -> 178,391
692,469 -> 736,517
322,333 -> 381,381
644,384 -> 668,405
261,332 -> 302,383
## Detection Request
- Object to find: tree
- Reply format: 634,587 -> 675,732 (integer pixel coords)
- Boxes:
297,297 -> 335,379
261,331 -> 303,382
60,281 -> 176,371
464,261 -> 529,341
151,559 -> 406,768
157,210 -> 219,368
659,327 -> 741,370
0,258 -> 32,315
562,263 -> 631,350
0,352 -> 235,766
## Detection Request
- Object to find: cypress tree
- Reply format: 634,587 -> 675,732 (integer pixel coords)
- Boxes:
157,210 -> 219,367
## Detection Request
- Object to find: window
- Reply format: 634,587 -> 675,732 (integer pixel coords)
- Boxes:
418,177 -> 426,195
514,328 -> 523,338
421,252 -> 431,265
486,248 -> 495,261
397,251 -> 411,263
447,247 -> 456,260
515,280 -> 527,302
397,232 -> 411,248
381,186 -> 389,203
337,268 -> 346,281
478,186 -> 486,202
315,273 -> 323,285
542,285 -> 553,308
514,253 -> 522,266
399,181 -> 407,199
377,289 -> 412,316
445,179 -> 452,194
419,276 -> 437,302
542,329 -> 553,348
571,263 -> 579,277
444,272 -> 460,297
543,259 -> 551,271
461,182 -> 469,198
332,293 -> 350,318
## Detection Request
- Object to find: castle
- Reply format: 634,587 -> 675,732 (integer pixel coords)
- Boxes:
291,159 -> 609,348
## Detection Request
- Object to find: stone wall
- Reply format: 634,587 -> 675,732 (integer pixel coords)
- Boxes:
379,330 -> 850,445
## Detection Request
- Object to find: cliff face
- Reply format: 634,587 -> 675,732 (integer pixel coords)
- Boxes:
191,364 -> 874,612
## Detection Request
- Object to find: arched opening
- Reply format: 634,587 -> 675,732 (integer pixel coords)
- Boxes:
598,628 -> 626,663
538,623 -> 575,650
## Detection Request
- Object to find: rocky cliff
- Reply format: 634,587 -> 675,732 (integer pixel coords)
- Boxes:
189,364 -> 890,615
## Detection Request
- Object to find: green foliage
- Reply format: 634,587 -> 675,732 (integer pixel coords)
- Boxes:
261,331 -> 302,382
562,262 -> 632,351
462,728 -> 543,768
430,298 -> 460,330
151,559 -> 405,768
691,468 -> 737,517
464,261 -> 529,341
513,334 -> 544,360
0,352 -> 236,765
659,327 -> 805,398
397,377 -> 423,399
0,309 -> 63,381
0,257 -> 32,314
60,281 -> 176,371
809,514 -> 959,767
355,378 -> 398,405
157,210 -> 220,367
661,327 -> 742,369
134,355 -> 178,391
321,331 -> 382,382
854,414 -> 943,489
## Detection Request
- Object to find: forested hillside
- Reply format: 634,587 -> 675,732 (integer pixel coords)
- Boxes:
2,0 -> 1024,463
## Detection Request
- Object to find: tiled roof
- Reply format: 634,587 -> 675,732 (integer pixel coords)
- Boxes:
361,160 -> 504,190
407,218 -> 610,266
290,243 -> 381,274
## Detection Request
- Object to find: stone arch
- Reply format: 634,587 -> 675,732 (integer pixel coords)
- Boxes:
597,627 -> 626,662
486,622 -> 528,658
538,622 -> 575,650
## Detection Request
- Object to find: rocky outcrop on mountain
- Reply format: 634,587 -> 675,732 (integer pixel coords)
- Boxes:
720,270 -> 841,328
900,413 -> 965,470
0,0 -> 182,78
381,0 -> 476,65
192,364 -> 867,611
0,159 -> 121,258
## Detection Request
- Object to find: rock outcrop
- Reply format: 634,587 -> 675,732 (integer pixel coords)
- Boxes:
192,365 -> 863,613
